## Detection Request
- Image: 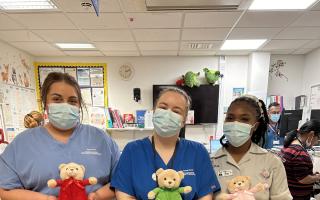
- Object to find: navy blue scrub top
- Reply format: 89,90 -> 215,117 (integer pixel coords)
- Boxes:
111,137 -> 220,200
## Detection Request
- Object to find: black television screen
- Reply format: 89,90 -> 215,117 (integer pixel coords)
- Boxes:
153,85 -> 219,123
279,110 -> 302,136
311,109 -> 320,120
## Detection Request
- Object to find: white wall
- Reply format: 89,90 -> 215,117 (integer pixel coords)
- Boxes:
35,55 -> 252,148
302,48 -> 320,105
268,55 -> 305,109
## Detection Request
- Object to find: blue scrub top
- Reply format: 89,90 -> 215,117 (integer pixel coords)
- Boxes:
264,124 -> 284,149
0,124 -> 120,196
111,137 -> 220,200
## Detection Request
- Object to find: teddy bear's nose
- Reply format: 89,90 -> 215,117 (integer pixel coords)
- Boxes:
70,169 -> 74,171
237,183 -> 241,186
168,181 -> 172,184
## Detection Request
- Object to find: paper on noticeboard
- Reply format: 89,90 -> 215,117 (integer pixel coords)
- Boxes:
92,88 -> 104,107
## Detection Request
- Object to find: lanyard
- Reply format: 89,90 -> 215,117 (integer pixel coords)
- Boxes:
268,124 -> 279,135
151,136 -> 179,170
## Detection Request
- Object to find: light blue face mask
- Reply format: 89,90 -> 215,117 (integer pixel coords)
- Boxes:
48,103 -> 80,130
270,114 -> 280,123
152,108 -> 182,138
223,121 -> 253,147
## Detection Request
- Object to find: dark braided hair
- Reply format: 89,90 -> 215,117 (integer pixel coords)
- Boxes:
220,96 -> 269,147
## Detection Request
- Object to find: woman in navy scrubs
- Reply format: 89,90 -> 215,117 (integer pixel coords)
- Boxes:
111,87 -> 220,200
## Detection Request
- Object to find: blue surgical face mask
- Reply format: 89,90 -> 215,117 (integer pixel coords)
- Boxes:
48,103 -> 80,130
152,108 -> 182,138
223,121 -> 253,147
270,114 -> 280,123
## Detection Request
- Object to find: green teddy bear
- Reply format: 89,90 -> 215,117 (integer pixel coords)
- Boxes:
148,168 -> 192,200
183,71 -> 200,88
203,68 -> 223,85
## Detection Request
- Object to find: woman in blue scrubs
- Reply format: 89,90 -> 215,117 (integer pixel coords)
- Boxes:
0,72 -> 120,200
111,87 -> 220,200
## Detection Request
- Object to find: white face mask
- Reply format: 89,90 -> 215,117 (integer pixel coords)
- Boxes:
223,121 -> 253,147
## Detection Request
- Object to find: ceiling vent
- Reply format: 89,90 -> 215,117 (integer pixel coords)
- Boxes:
145,0 -> 247,11
189,43 -> 215,49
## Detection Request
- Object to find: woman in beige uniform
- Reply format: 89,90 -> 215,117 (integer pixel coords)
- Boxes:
212,95 -> 292,200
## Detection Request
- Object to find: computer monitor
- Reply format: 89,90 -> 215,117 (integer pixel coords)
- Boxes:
311,109 -> 320,121
279,110 -> 302,137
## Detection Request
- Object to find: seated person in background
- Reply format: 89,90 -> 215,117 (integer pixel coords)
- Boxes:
24,110 -> 44,128
264,102 -> 282,149
111,87 -> 221,200
279,119 -> 320,200
212,95 -> 292,200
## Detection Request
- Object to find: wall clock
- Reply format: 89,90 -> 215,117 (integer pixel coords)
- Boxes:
119,63 -> 134,81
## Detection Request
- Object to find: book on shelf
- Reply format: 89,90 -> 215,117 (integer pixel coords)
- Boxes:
266,95 -> 284,111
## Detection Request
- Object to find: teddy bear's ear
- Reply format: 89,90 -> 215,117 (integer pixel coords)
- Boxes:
245,176 -> 251,181
80,165 -> 85,173
178,171 -> 185,179
156,168 -> 164,175
59,163 -> 66,170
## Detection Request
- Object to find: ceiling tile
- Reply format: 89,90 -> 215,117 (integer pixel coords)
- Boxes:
83,30 -> 133,41
274,27 -> 320,39
133,29 -> 180,41
228,28 -> 281,39
237,11 -> 302,28
290,11 -> 320,27
180,41 -> 222,50
184,12 -> 241,28
138,42 -> 178,50
121,0 -> 147,12
10,41 -> 59,52
33,30 -> 88,42
127,13 -> 182,28
8,13 -> 76,29
262,40 -> 310,50
141,51 -> 177,56
0,14 -> 23,30
0,30 -> 43,42
64,51 -> 104,56
179,51 -> 216,56
301,40 -> 320,49
103,51 -> 140,56
269,50 -> 295,55
292,49 -> 314,55
182,28 -> 230,40
94,42 -> 137,51
29,50 -> 66,56
216,50 -> 252,55
54,0 -> 121,12
67,13 -> 128,29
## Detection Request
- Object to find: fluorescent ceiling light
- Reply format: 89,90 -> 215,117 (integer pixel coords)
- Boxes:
221,39 -> 266,50
249,0 -> 317,10
56,43 -> 95,49
0,0 -> 57,10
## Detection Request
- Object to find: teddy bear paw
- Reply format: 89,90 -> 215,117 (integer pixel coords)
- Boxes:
184,186 -> 192,193
47,179 -> 57,188
147,191 -> 156,199
89,177 -> 98,185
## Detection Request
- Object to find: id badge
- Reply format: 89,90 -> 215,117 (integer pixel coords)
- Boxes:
273,140 -> 280,145
218,170 -> 233,177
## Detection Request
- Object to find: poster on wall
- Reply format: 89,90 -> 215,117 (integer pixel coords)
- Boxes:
80,88 -> 92,106
77,68 -> 90,86
92,88 -> 104,107
232,88 -> 245,100
39,67 -> 65,86
90,68 -> 104,87
310,84 -> 320,109
65,68 -> 77,80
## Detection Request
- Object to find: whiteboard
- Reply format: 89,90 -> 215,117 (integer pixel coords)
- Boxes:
310,84 -> 320,109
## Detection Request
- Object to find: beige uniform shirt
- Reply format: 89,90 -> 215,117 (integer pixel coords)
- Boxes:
212,143 -> 292,200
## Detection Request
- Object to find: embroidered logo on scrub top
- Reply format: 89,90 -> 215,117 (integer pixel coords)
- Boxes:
183,169 -> 195,176
81,148 -> 101,156
260,168 -> 270,179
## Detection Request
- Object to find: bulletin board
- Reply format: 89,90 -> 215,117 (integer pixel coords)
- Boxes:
34,62 -> 108,129
310,84 -> 320,109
